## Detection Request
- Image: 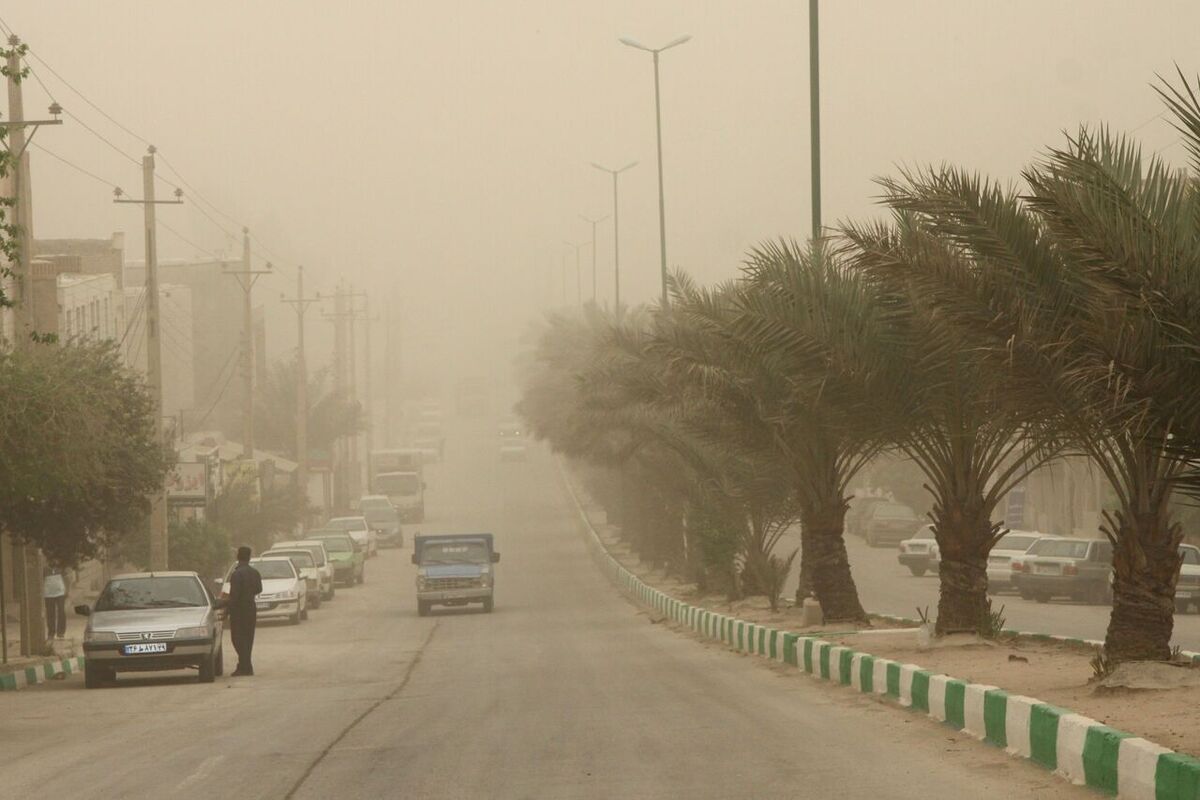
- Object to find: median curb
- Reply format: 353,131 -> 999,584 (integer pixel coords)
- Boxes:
0,656 -> 85,691
557,463 -> 1200,799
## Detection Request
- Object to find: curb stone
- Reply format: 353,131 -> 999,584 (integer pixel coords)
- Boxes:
557,461 -> 1200,799
0,655 -> 86,691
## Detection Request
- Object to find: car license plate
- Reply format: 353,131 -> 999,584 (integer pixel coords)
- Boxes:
1033,564 -> 1059,575
122,642 -> 168,655
1178,591 -> 1194,599
256,601 -> 271,610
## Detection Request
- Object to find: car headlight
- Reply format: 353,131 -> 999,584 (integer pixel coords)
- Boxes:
175,626 -> 211,639
480,574 -> 492,588
279,590 -> 298,600
416,576 -> 427,590
85,629 -> 117,643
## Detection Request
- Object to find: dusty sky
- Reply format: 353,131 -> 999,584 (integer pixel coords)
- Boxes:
8,0 -> 1200,387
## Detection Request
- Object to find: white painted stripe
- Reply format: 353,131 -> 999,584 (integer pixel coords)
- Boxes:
850,652 -> 863,687
872,658 -> 892,695
898,663 -> 920,707
1055,713 -> 1099,785
828,646 -> 848,681
928,674 -> 950,722
1003,695 -> 1040,759
963,684 -> 998,740
1117,737 -> 1172,800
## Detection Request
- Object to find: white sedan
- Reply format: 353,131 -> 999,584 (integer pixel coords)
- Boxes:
220,557 -> 308,624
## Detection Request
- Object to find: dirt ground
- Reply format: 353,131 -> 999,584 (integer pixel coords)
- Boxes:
588,512 -> 1200,756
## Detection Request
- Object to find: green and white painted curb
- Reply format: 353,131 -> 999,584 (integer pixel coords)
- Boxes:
559,464 -> 1200,799
0,655 -> 85,691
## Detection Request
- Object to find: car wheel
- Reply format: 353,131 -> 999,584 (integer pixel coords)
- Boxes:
865,529 -> 878,547
908,566 -> 926,577
482,597 -> 494,613
290,609 -> 302,625
1176,599 -> 1191,614
301,605 -> 309,620
1034,592 -> 1051,604
214,646 -> 224,677
1018,589 -> 1033,600
417,600 -> 431,617
325,585 -> 335,601
310,593 -> 321,610
198,652 -> 216,683
1091,583 -> 1112,606
84,662 -> 109,689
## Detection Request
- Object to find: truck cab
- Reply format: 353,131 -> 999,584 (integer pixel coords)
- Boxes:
375,470 -> 425,522
411,533 -> 499,616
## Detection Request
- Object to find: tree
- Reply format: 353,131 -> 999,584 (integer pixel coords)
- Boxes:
112,518 -> 231,584
209,474 -> 305,556
255,356 -> 363,461
0,339 -> 170,567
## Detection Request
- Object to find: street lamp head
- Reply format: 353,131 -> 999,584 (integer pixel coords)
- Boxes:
662,34 -> 692,51
112,186 -> 124,199
589,162 -> 608,173
48,102 -> 62,118
620,160 -> 639,172
173,187 -> 183,200
618,36 -> 650,52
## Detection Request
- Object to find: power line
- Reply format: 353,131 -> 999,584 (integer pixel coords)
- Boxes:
30,142 -> 119,190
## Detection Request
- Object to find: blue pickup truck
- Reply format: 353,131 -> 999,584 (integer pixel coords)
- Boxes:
411,533 -> 500,616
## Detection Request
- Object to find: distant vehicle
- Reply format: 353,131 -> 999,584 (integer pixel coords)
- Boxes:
497,420 -> 523,438
1010,537 -> 1113,604
412,533 -> 500,616
862,502 -> 923,547
326,516 -> 377,557
260,549 -> 322,609
897,526 -> 940,576
219,557 -> 307,625
846,495 -> 891,538
77,571 -> 224,688
273,540 -> 335,600
986,531 -> 1045,592
307,531 -> 366,585
1176,544 -> 1200,613
356,494 -> 404,547
373,471 -> 425,523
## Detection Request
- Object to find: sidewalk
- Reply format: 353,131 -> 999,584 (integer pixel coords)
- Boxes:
0,598 -> 88,689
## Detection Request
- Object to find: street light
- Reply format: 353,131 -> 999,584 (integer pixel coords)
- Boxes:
579,213 -> 609,306
620,34 -> 691,308
590,160 -> 637,310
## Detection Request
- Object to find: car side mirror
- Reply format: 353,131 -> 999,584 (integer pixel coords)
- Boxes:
74,605 -> 91,616
491,552 -> 501,563
411,553 -> 419,565
212,578 -> 224,593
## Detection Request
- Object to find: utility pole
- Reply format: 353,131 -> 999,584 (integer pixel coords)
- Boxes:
579,214 -> 609,306
591,161 -> 637,310
564,241 -> 589,308
281,265 -> 319,528
809,0 -> 822,241
114,146 -> 183,571
323,284 -> 367,506
326,283 -> 349,510
223,229 -> 271,458
362,295 -> 376,454
2,35 -> 62,657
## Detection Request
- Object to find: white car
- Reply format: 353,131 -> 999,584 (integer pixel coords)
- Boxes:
986,530 -> 1045,592
220,557 -> 307,624
273,540 -> 335,600
1177,544 -> 1200,613
261,549 -> 322,609
897,525 -> 940,576
328,516 -> 376,557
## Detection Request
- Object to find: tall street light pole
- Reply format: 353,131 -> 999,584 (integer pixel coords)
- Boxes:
809,0 -> 822,242
579,214 -> 609,306
619,34 -> 690,308
590,161 -> 637,311
564,240 -> 589,307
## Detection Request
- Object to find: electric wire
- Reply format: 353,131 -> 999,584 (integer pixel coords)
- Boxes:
30,142 -> 119,190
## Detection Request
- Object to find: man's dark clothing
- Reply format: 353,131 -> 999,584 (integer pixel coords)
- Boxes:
226,562 -> 262,675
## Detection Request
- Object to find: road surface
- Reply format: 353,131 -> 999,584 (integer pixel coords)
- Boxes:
2,419 -> 1088,799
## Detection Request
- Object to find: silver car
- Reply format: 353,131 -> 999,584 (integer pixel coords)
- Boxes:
76,571 -> 224,688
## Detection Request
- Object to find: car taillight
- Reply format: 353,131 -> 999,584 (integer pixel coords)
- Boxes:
1011,561 -> 1024,572
1063,564 -> 1078,576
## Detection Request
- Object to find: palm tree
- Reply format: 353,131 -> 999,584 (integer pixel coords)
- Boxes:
255,356 -> 363,462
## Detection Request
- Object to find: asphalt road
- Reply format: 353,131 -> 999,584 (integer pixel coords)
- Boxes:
2,419 -> 1089,799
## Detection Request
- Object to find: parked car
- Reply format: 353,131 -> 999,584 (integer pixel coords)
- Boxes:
1011,537 -> 1113,604
862,501 -> 923,547
1176,544 -> 1200,613
261,549 -> 321,609
76,571 -> 224,688
218,557 -> 307,625
986,530 -> 1045,592
897,526 -> 940,576
372,471 -> 425,523
308,531 -> 366,585
846,495 -> 890,538
272,540 -> 335,600
357,494 -> 404,548
327,515 -> 377,557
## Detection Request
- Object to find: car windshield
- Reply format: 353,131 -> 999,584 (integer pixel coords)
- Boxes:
420,541 -> 490,565
253,560 -> 296,579
995,534 -> 1040,552
96,576 -> 207,611
328,517 -> 368,532
1029,539 -> 1091,558
376,473 -> 420,495
266,551 -> 315,569
1182,547 -> 1200,566
312,535 -> 354,553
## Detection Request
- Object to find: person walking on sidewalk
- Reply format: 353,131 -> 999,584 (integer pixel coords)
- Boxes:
43,565 -> 67,641
223,545 -> 262,677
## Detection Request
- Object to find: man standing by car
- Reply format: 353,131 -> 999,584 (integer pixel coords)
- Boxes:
224,546 -> 263,677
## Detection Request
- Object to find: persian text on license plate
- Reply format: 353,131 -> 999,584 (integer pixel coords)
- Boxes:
123,642 -> 168,655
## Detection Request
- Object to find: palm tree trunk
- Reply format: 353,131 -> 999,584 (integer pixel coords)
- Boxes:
1104,510 -> 1179,662
933,505 -> 993,635
800,499 -> 868,623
